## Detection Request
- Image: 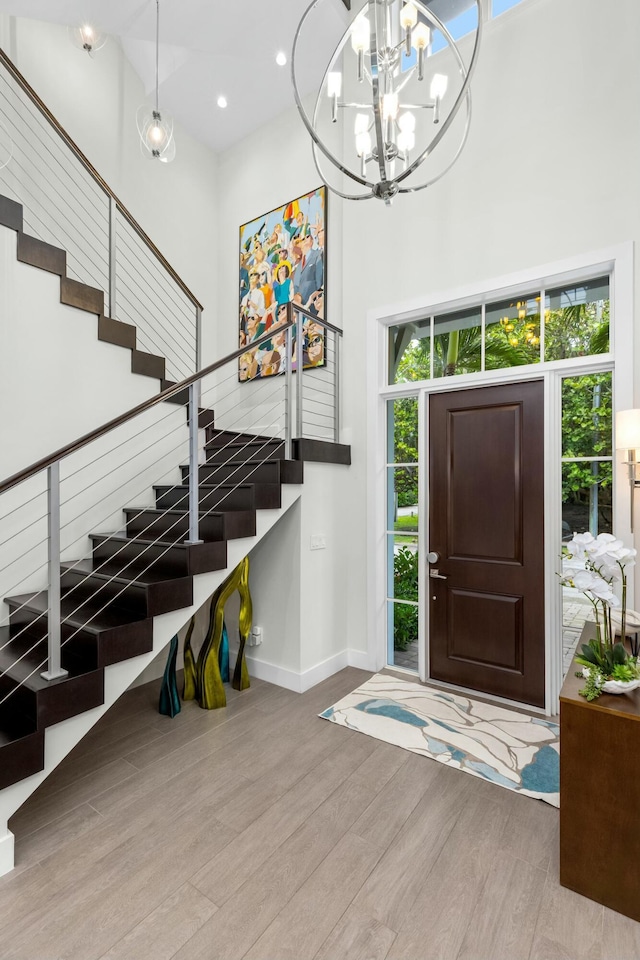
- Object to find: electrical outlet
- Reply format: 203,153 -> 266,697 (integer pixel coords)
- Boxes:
310,535 -> 326,551
249,625 -> 262,646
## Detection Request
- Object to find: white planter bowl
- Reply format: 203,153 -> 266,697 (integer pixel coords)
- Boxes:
582,668 -> 640,696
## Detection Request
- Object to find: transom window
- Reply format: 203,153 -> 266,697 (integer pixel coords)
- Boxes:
389,276 -> 610,385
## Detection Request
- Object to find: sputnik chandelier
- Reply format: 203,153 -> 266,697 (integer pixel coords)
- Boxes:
292,0 -> 481,203
137,0 -> 176,163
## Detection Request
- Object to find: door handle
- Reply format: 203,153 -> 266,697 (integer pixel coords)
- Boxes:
430,569 -> 448,580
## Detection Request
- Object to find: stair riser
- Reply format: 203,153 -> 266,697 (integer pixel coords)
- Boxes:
61,569 -> 147,618
8,609 -> 99,671
91,536 -> 228,579
0,732 -> 44,791
125,512 -> 225,543
154,486 -> 256,512
205,441 -> 284,465
7,603 -> 152,670
183,459 -> 303,485
0,677 -> 36,727
205,431 -> 273,447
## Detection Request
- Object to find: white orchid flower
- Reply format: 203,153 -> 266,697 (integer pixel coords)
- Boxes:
566,532 -> 595,559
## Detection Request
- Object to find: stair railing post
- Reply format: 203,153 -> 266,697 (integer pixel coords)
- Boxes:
285,305 -> 293,459
296,308 -> 304,441
42,461 -> 68,681
334,329 -> 341,443
108,197 -> 117,319
195,306 -> 202,373
185,380 -> 203,544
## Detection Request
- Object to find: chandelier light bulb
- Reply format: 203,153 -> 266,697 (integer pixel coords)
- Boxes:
350,14 -> 370,82
217,95 -> 228,109
400,3 -> 418,55
400,3 -> 418,29
430,73 -> 448,101
412,22 -> 431,80
276,51 -> 287,66
398,111 -> 416,133
382,92 -> 399,122
327,72 -> 342,123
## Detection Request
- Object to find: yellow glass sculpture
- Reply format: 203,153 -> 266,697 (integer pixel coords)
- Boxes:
183,556 -> 252,710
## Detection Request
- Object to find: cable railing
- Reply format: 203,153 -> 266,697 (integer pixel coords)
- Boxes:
0,304 -> 343,717
0,48 -> 201,382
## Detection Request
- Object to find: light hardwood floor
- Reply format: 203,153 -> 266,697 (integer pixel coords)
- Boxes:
1,667 -> 639,960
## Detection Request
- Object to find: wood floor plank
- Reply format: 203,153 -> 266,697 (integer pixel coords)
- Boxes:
2,806 -> 235,960
244,832 -> 383,960
9,757 -> 139,838
456,851 -> 546,960
14,801 -> 105,869
529,873 -> 603,960
350,764 -> 471,932
386,794 -> 507,960
98,881 -> 218,960
173,810 -> 354,960
499,795 -> 559,872
314,907 -> 397,960
190,731 -> 378,906
213,722 -> 355,833
350,751 -> 440,850
602,907 -> 640,960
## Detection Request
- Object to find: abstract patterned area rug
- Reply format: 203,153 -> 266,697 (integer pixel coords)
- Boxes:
320,673 -> 559,807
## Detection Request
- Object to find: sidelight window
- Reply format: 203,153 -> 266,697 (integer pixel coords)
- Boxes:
386,398 -> 419,673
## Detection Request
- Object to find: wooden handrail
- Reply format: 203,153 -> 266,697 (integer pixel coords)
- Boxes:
0,47 -> 203,311
0,320 -> 301,496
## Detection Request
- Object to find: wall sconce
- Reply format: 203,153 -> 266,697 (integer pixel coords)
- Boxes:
616,409 -> 640,532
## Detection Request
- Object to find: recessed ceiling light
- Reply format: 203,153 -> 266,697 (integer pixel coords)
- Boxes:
276,51 -> 287,66
217,95 -> 228,109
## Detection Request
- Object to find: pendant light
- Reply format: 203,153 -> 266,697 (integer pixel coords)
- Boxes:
136,0 -> 176,163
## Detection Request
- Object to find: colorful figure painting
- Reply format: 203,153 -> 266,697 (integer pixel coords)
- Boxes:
238,186 -> 326,381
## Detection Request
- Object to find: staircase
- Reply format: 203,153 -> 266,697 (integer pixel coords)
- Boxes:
0,424 -> 308,792
0,52 -> 348,874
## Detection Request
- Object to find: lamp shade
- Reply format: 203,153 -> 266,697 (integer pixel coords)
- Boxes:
616,409 -> 640,450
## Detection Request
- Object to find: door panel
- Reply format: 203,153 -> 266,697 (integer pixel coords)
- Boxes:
429,380 -> 545,707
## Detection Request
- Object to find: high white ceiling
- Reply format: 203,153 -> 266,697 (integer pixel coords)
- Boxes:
0,0 -> 351,152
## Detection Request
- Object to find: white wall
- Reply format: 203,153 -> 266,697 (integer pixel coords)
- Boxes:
0,14 -> 219,364
213,0 -> 640,669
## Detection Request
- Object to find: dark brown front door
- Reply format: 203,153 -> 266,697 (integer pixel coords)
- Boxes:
428,380 -> 545,707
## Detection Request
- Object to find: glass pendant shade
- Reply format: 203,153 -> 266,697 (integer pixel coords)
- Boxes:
69,22 -> 107,56
137,106 -> 176,163
292,0 -> 481,203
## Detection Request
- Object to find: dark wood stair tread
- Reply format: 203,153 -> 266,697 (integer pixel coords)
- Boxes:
61,558 -> 190,590
6,591 -> 148,633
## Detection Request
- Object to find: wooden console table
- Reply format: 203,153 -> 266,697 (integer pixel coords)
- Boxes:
560,623 -> 640,921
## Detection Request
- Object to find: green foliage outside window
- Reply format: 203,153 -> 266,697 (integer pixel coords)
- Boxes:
393,546 -> 418,650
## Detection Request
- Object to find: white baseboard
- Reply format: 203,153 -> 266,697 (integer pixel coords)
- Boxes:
0,829 -> 14,878
243,647 -> 373,693
347,648 -> 377,672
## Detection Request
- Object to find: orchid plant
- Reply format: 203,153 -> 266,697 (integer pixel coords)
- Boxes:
560,532 -> 640,700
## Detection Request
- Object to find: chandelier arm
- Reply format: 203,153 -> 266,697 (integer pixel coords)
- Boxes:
311,140 -> 374,201
395,0 -> 482,185
397,89 -> 472,195
369,1 -> 388,185
291,0 -> 372,190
